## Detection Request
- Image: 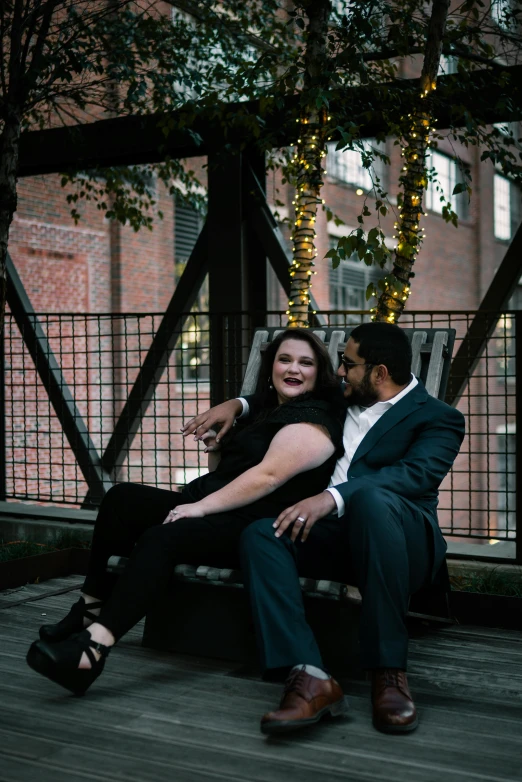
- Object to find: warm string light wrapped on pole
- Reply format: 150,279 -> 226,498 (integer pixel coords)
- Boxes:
373,76 -> 436,324
287,109 -> 328,328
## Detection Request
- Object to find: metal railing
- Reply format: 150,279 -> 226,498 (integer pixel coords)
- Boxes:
0,310 -> 518,556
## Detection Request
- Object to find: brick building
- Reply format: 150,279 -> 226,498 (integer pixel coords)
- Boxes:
4,22 -> 520,543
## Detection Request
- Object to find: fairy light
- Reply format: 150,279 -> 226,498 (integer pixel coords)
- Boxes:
374,82 -> 437,324
287,109 -> 327,328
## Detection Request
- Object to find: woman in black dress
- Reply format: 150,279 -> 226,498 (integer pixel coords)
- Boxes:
27,329 -> 345,695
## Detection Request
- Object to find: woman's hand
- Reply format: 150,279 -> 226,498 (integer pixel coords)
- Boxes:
163,503 -> 206,523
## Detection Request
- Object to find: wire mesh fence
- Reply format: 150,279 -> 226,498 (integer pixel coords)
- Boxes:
0,309 -> 517,548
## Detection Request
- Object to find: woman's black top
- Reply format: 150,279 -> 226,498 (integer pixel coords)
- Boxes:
181,394 -> 345,522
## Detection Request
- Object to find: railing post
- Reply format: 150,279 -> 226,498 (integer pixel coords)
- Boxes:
0,322 -> 6,501
515,312 -> 522,565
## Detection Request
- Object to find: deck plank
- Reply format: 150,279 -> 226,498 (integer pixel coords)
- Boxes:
1,578 -> 522,782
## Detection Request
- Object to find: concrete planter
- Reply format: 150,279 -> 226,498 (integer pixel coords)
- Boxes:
450,590 -> 522,631
0,548 -> 90,591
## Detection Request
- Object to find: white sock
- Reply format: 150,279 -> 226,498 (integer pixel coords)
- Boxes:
291,664 -> 330,680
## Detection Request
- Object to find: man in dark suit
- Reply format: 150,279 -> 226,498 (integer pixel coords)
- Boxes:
182,322 -> 465,735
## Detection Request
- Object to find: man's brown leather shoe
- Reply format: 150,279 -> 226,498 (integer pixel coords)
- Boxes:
371,669 -> 418,733
260,666 -> 348,735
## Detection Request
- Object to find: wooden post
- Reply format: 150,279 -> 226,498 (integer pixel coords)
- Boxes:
207,152 -> 248,405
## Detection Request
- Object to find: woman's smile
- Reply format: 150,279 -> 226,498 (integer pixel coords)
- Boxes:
272,338 -> 318,404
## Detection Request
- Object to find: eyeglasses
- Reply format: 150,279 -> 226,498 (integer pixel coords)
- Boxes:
339,356 -> 375,371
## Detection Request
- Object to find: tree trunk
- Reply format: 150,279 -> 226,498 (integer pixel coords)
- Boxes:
374,0 -> 451,323
0,110 -> 22,333
288,0 -> 331,328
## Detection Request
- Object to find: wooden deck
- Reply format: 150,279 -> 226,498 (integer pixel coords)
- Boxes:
0,577 -> 521,782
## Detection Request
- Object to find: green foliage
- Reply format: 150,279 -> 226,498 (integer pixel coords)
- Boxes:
3,0 -> 522,261
451,568 -> 522,598
0,534 -> 91,562
0,542 -> 56,563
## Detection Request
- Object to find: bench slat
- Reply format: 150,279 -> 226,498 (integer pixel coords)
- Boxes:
425,331 -> 448,397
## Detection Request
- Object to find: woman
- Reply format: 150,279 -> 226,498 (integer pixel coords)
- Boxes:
27,329 -> 345,695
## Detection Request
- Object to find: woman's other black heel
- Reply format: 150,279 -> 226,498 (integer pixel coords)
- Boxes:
27,630 -> 110,695
39,597 -> 104,643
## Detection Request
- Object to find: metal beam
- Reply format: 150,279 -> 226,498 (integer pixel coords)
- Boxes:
17,66 -> 522,177
6,253 -> 112,504
0,328 -> 5,501
245,166 -> 326,327
515,312 -> 522,565
446,220 -> 522,406
99,223 -> 209,477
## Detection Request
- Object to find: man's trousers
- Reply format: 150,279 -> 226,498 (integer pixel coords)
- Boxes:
239,486 -> 435,672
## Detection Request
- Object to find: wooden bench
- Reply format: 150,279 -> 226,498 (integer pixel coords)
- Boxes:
109,326 -> 456,675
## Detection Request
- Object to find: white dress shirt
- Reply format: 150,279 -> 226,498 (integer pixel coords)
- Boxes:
237,373 -> 418,518
326,374 -> 418,516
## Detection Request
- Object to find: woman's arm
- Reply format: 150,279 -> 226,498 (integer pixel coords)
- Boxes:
167,423 -> 334,520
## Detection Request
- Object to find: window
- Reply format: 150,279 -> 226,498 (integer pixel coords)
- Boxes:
497,426 -> 516,539
326,140 -> 386,191
438,55 -> 457,75
494,174 -> 513,241
328,241 -> 388,324
425,151 -> 468,219
491,0 -> 514,29
331,0 -> 353,15
495,312 -> 516,380
174,201 -> 209,383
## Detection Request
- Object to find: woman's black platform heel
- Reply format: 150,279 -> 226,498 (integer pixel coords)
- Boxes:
27,630 -> 110,695
39,597 -> 104,643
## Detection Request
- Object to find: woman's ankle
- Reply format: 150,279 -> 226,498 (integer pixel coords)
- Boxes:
81,593 -> 103,609
88,623 -> 115,648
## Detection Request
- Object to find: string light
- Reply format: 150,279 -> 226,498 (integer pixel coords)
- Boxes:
287,109 -> 328,328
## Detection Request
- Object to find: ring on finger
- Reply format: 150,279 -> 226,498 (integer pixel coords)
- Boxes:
296,516 -> 306,524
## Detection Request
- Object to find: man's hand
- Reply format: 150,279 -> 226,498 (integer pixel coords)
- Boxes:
273,491 -> 337,543
181,399 -> 243,443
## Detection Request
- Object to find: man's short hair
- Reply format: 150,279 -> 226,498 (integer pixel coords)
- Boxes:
350,322 -> 412,385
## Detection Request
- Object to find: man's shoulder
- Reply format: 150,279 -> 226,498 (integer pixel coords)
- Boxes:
414,389 -> 465,427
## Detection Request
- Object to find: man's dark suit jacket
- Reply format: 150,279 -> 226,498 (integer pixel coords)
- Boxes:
245,380 -> 466,579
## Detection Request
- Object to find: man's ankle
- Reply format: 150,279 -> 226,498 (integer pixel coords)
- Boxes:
291,664 -> 330,680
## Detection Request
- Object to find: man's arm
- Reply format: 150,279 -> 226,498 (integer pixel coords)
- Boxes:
273,405 -> 465,543
336,406 -> 465,506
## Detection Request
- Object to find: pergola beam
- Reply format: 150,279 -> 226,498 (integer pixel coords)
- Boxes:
17,65 -> 522,177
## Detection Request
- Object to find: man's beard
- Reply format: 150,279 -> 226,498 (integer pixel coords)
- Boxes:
346,371 -> 379,407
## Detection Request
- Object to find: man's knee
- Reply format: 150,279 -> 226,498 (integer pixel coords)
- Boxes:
240,517 -> 276,547
240,517 -> 286,561
346,487 -> 402,539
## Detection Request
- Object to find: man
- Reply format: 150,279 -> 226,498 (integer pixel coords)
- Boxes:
182,322 -> 465,735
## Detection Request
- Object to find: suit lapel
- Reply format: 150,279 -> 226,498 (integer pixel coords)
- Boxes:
349,381 -> 428,468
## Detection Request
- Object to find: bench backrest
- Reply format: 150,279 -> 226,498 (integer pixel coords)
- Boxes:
240,327 -> 456,402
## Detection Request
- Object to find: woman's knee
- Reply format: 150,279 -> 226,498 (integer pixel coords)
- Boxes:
99,482 -> 138,514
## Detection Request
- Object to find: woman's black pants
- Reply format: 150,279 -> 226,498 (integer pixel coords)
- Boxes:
83,483 -> 249,642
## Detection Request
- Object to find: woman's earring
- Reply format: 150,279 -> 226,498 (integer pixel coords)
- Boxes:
268,376 -> 274,389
